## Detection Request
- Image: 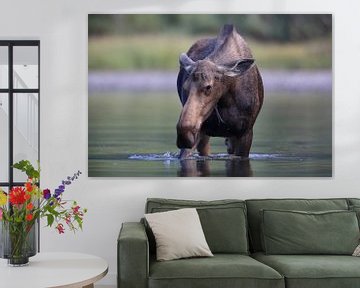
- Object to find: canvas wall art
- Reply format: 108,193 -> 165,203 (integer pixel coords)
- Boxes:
88,14 -> 332,177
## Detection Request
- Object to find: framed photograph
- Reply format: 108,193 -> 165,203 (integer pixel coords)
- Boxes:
88,14 -> 332,177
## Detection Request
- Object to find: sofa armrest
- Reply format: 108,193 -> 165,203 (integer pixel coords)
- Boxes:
118,222 -> 149,288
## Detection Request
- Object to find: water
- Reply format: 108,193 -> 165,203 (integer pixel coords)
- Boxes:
88,91 -> 332,177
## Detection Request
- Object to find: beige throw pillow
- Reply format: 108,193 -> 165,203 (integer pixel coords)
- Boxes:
353,244 -> 360,256
145,208 -> 213,261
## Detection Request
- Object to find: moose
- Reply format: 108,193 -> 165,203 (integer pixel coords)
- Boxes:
176,24 -> 264,159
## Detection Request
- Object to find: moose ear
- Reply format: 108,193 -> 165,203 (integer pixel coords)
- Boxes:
179,53 -> 195,74
223,58 -> 255,77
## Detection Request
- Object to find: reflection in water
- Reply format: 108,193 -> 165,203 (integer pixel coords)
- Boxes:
225,158 -> 253,177
178,158 -> 252,177
126,152 -> 306,177
178,159 -> 210,177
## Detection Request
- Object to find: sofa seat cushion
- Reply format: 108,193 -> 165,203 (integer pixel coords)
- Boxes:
252,252 -> 360,288
149,254 -> 284,288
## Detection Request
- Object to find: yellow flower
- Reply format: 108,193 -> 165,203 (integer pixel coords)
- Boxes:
0,190 -> 7,206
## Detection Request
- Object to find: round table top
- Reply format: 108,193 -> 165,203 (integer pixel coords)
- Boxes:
0,252 -> 108,288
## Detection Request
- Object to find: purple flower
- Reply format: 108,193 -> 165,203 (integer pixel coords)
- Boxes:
43,189 -> 51,200
54,171 -> 82,199
54,189 -> 62,198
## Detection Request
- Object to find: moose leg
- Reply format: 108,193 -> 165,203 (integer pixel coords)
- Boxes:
226,129 -> 253,158
225,138 -> 234,154
197,134 -> 210,156
179,148 -> 193,159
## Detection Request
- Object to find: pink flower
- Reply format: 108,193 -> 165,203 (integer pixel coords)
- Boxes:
65,214 -> 71,225
0,208 -> 3,220
56,223 -> 65,234
72,205 -> 80,215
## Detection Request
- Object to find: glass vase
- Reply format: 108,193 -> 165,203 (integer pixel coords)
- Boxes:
0,220 -> 37,266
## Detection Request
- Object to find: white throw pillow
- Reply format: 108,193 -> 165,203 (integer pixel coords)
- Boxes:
353,244 -> 360,256
145,208 -> 213,261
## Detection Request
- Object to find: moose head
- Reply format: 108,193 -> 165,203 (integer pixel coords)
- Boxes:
176,53 -> 255,150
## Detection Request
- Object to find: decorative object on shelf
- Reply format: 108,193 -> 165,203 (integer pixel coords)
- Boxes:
0,160 -> 87,266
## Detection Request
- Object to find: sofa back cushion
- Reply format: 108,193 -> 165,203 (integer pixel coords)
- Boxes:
347,199 -> 360,228
261,209 -> 359,255
246,198 -> 349,252
348,198 -> 360,207
349,206 -> 360,227
145,198 -> 249,254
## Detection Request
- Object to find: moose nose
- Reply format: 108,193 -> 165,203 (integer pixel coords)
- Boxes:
176,122 -> 197,149
176,130 -> 196,149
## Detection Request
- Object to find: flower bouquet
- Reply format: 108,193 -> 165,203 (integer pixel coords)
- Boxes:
0,160 -> 87,266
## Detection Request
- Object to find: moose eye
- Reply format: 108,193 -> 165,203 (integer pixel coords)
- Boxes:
203,85 -> 212,95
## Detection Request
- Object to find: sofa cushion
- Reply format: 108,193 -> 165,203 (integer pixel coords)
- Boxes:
246,198 -> 349,252
347,199 -> 360,229
347,198 -> 360,207
252,252 -> 360,288
145,208 -> 213,261
149,254 -> 284,288
146,198 -> 249,254
261,209 -> 359,255
349,205 -> 360,228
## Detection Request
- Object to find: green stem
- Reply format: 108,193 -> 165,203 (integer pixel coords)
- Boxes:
8,221 -> 31,259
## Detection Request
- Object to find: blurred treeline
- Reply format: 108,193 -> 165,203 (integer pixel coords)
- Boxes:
88,14 -> 332,70
89,14 -> 332,42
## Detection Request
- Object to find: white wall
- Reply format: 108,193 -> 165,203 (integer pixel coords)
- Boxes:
1,0 -> 360,285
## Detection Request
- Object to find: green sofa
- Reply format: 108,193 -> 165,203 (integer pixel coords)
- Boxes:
118,198 -> 360,288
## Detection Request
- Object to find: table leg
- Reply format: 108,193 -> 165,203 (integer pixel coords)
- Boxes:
82,284 -> 94,288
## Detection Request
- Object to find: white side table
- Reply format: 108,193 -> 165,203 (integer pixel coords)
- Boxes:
0,252 -> 108,288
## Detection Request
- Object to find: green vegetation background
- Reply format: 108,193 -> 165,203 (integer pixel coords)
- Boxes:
88,14 -> 332,70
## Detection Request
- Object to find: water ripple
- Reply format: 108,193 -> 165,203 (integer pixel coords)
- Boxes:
128,152 -> 303,161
